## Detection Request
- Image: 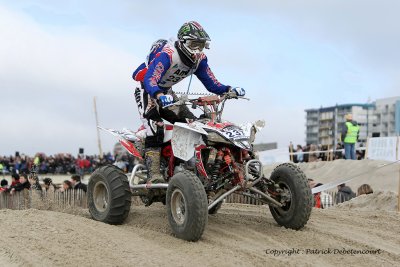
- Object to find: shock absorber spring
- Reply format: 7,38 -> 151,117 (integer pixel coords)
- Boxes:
211,159 -> 222,180
211,150 -> 224,180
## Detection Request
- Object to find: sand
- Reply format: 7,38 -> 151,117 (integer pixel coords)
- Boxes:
334,191 -> 398,211
0,159 -> 400,266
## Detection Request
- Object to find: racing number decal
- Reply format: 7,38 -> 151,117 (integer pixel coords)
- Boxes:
166,75 -> 181,83
222,126 -> 245,139
225,129 -> 243,138
164,69 -> 190,84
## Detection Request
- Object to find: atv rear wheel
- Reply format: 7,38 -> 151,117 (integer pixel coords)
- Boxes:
268,163 -> 312,230
88,165 -> 132,224
166,171 -> 208,241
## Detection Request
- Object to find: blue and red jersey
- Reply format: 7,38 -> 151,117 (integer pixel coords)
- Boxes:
132,39 -> 230,98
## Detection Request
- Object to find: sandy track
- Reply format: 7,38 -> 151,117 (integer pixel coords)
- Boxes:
1,203 -> 399,267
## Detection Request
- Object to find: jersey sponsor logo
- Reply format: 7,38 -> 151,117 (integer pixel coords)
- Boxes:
149,62 -> 164,87
206,66 -> 221,86
134,88 -> 143,109
173,69 -> 190,76
163,68 -> 191,83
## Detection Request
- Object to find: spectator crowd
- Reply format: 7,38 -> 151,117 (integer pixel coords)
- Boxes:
0,142 -> 367,176
308,178 -> 374,209
0,173 -> 87,195
290,143 -> 366,163
0,152 -> 121,175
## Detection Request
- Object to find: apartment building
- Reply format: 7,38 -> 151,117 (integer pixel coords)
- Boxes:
305,96 -> 400,146
371,96 -> 400,137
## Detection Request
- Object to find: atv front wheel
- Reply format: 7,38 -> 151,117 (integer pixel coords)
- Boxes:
268,163 -> 312,230
166,171 -> 208,241
88,165 -> 132,224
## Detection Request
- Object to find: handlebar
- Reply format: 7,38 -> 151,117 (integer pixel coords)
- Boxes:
166,92 -> 249,123
171,92 -> 249,107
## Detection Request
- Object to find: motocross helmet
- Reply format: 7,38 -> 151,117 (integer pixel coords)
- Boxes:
177,21 -> 211,64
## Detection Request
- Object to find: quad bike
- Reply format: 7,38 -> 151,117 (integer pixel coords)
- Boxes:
88,92 -> 312,241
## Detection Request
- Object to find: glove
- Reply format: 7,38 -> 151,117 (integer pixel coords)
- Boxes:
159,95 -> 174,108
231,87 -> 245,97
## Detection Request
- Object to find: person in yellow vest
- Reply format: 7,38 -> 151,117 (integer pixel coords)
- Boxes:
341,113 -> 360,160
33,155 -> 40,166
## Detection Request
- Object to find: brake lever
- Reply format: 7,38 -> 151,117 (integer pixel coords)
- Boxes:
169,94 -> 189,107
226,91 -> 238,99
225,92 -> 250,100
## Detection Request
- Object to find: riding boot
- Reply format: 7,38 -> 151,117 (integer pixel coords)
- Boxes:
145,148 -> 165,183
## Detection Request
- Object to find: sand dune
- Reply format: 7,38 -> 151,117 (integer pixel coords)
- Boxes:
1,159 -> 400,266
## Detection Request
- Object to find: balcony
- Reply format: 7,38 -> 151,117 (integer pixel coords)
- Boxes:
319,119 -> 333,123
306,114 -> 319,119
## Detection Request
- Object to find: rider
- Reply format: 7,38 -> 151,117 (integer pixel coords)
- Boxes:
132,21 -> 245,183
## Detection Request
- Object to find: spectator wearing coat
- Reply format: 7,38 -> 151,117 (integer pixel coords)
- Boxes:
357,184 -> 373,196
0,179 -> 8,192
336,183 -> 356,204
296,145 -> 304,163
70,175 -> 87,193
61,180 -> 73,192
20,174 -> 31,190
42,177 -> 58,200
341,114 -> 360,160
42,177 -> 57,192
8,173 -> 24,194
308,179 -> 322,208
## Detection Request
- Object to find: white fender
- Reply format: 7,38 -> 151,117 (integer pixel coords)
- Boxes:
239,120 -> 265,144
98,126 -> 140,141
172,122 -> 207,161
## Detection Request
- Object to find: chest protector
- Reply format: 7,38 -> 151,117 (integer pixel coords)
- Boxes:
151,42 -> 202,88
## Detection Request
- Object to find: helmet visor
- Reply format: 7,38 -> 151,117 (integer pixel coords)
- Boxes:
186,40 -> 209,51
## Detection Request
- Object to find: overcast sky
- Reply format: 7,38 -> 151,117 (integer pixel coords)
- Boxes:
1,0 -> 399,156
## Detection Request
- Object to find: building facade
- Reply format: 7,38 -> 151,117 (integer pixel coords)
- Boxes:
305,96 -> 400,147
372,97 -> 400,137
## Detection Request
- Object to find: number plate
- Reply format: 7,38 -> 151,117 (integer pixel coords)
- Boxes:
221,126 -> 247,140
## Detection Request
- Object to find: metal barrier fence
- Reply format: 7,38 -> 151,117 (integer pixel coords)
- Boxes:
225,190 -> 340,209
225,193 -> 264,205
1,189 -> 341,210
0,189 -> 87,210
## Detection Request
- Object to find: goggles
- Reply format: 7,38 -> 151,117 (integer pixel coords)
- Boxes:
186,40 -> 210,51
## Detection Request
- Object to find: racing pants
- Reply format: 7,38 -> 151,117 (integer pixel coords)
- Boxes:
134,84 -> 196,148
